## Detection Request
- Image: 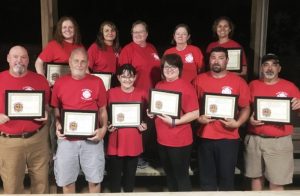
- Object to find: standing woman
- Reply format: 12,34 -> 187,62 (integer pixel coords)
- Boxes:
35,16 -> 83,76
119,20 -> 161,91
87,21 -> 120,74
148,53 -> 199,191
206,16 -> 248,78
107,64 -> 148,192
164,24 -> 204,83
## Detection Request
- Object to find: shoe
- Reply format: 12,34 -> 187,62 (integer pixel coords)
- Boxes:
137,157 -> 149,169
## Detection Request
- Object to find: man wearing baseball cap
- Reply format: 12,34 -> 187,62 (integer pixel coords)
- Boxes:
244,53 -> 300,190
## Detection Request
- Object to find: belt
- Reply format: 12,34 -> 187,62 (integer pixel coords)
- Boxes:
250,134 -> 279,138
0,128 -> 40,139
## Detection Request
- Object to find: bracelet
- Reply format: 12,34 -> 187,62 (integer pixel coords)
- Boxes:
172,118 -> 175,128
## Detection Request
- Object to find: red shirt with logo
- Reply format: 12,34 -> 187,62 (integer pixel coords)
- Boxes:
119,42 -> 161,91
164,45 -> 204,83
38,40 -> 83,63
51,74 -> 107,111
87,43 -> 119,73
107,87 -> 147,156
154,78 -> 199,147
249,79 -> 300,137
206,39 -> 247,67
0,71 -> 50,134
193,72 -> 250,139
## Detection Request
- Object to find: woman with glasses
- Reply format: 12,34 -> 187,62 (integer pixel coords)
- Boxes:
164,24 -> 204,83
148,53 -> 199,191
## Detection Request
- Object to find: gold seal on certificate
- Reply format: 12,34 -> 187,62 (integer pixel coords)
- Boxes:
262,108 -> 271,117
5,90 -> 45,119
69,121 -> 78,131
110,102 -> 142,127
116,113 -> 125,122
155,100 -> 163,110
209,104 -> 218,114
14,102 -> 24,112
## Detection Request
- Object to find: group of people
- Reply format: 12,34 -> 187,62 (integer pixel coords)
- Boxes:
0,15 -> 299,194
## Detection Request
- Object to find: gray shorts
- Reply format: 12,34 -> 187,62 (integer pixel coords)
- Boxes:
54,139 -> 105,187
244,134 -> 293,185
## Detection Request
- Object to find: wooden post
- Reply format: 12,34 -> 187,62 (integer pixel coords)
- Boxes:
40,0 -> 58,48
250,0 -> 269,77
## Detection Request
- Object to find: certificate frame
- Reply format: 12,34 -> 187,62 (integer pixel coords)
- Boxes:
91,72 -> 113,91
149,89 -> 181,119
110,102 -> 142,127
201,93 -> 238,119
226,48 -> 242,72
61,109 -> 98,138
5,90 -> 45,119
254,96 -> 292,124
45,63 -> 70,86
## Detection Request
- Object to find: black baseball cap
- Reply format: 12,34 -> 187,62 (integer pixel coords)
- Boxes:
261,53 -> 280,64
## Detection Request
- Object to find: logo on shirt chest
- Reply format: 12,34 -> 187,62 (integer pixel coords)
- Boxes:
185,53 -> 194,63
152,53 -> 160,61
23,86 -> 35,90
221,86 -> 233,94
81,89 -> 92,100
276,91 -> 288,97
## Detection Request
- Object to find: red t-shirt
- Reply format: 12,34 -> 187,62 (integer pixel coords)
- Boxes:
154,78 -> 199,147
107,87 -> 148,156
38,40 -> 83,63
51,74 -> 107,111
164,45 -> 204,83
119,42 -> 161,91
249,79 -> 300,137
0,71 -> 50,134
87,43 -> 119,73
193,72 -> 250,139
206,39 -> 247,66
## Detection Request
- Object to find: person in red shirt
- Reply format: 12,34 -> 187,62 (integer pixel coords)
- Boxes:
88,21 -> 120,74
193,47 -> 250,191
148,53 -> 199,191
107,64 -> 148,192
206,16 -> 248,78
51,48 -> 108,193
0,46 -> 50,194
35,16 -> 83,77
164,23 -> 204,83
119,20 -> 161,167
244,54 -> 300,191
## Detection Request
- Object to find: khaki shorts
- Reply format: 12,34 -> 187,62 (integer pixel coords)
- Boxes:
244,134 -> 293,185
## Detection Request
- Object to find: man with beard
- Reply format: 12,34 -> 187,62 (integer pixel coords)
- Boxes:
193,47 -> 250,191
244,54 -> 300,190
0,46 -> 50,193
51,48 -> 108,193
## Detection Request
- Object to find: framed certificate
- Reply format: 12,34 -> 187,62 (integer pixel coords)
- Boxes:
45,63 -> 70,86
226,48 -> 242,72
61,110 -> 98,137
5,90 -> 45,119
110,102 -> 142,127
91,72 -> 113,91
201,93 -> 238,119
254,97 -> 292,124
149,89 -> 181,119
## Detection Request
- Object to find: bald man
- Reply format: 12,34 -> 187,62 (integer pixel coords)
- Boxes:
0,46 -> 50,193
51,48 -> 108,193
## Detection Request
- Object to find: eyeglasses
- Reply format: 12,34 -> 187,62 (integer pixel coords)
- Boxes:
119,75 -> 135,80
163,66 -> 178,70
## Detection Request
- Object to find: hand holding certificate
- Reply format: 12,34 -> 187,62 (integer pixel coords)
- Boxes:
226,48 -> 242,72
110,102 -> 142,127
45,63 -> 70,86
